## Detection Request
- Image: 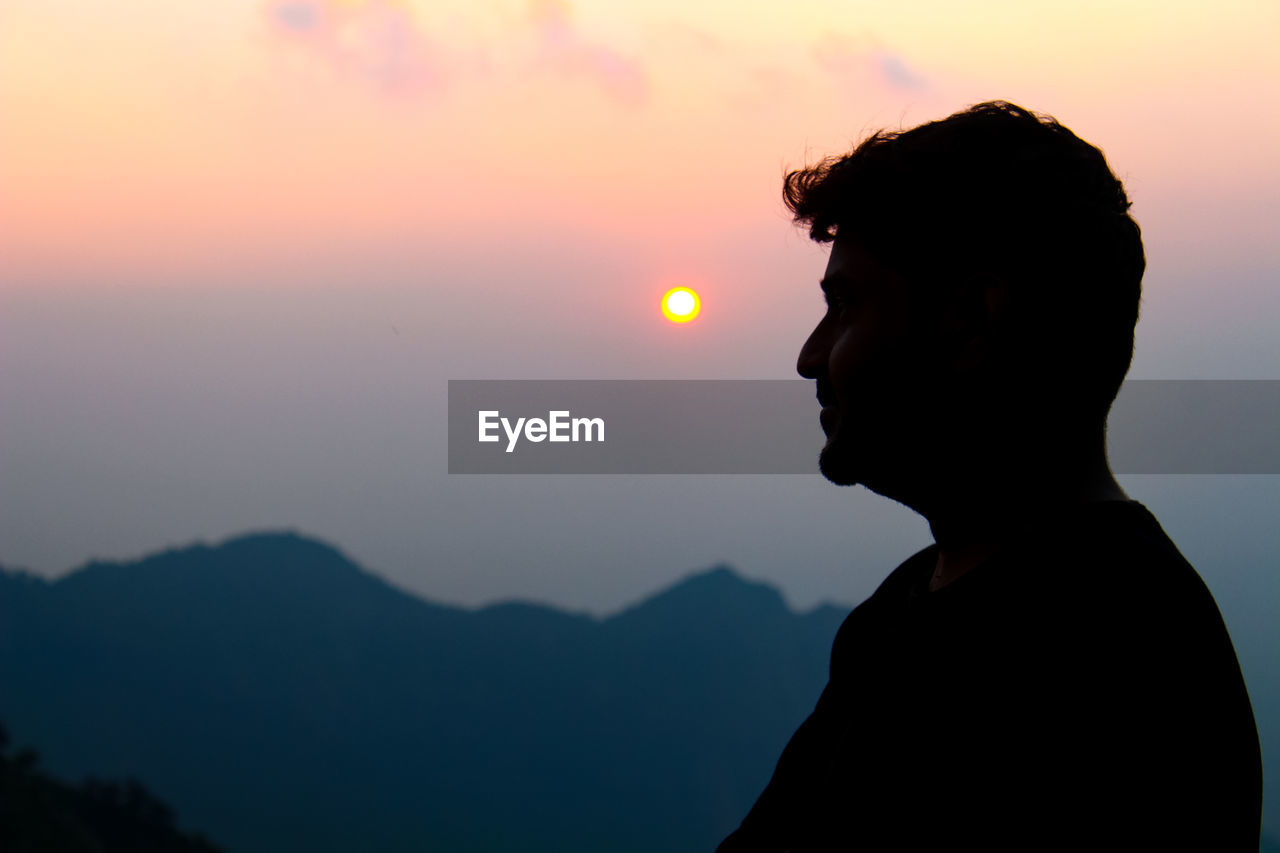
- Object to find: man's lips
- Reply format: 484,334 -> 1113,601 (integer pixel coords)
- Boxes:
819,405 -> 838,433
816,380 -> 836,409
815,380 -> 838,432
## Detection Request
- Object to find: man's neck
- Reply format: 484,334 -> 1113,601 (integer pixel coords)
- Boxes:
917,451 -> 1128,593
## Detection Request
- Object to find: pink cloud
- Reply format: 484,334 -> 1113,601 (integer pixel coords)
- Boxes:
265,0 -> 443,96
813,33 -> 930,94
527,0 -> 649,107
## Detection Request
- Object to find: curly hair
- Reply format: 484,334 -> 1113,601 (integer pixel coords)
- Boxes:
785,101 -> 1145,420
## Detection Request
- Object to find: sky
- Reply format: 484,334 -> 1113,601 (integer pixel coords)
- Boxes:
3,0 -> 1280,826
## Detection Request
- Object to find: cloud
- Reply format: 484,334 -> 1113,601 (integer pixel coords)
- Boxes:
812,33 -> 930,95
262,0 -> 648,106
876,53 -> 928,92
272,1 -> 323,33
265,0 -> 443,96
527,0 -> 649,107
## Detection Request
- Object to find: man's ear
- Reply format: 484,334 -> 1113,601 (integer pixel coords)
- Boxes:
938,272 -> 1010,375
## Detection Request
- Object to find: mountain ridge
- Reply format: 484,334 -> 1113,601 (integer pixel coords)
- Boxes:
2,529 -> 849,623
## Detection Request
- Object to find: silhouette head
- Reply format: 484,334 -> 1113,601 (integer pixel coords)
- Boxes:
790,101 -> 1145,498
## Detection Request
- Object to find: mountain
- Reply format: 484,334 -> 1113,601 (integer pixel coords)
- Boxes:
0,533 -> 848,853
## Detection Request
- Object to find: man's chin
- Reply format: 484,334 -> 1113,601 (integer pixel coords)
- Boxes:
817,442 -> 863,487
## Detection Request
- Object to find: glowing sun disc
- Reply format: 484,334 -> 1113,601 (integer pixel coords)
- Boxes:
661,287 -> 701,323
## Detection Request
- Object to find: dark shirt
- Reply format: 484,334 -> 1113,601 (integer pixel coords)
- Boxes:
717,500 -> 1262,851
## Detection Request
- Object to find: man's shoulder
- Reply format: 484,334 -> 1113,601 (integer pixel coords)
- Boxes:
1055,500 -> 1220,618
842,543 -> 936,618
826,543 -> 935,667
827,500 -> 1232,664
833,501 -> 1224,641
1005,500 -> 1243,700
874,542 -> 939,600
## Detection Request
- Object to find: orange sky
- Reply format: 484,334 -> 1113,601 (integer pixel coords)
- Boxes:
4,0 -> 1278,283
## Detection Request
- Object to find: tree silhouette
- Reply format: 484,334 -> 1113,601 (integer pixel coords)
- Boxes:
0,721 -> 223,852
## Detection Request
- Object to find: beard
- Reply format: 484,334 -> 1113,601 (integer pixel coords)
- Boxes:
816,394 -> 929,496
817,410 -> 877,487
817,428 -> 862,487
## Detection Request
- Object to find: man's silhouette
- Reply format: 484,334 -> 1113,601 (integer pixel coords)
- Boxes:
717,102 -> 1263,850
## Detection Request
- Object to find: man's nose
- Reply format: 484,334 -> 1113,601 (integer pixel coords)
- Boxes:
796,325 -> 826,379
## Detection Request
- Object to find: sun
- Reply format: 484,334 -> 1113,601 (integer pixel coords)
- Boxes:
661,287 -> 701,323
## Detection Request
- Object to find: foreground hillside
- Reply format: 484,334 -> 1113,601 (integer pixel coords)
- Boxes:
0,723 -> 223,853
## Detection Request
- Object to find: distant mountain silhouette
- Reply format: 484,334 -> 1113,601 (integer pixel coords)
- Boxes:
0,532 -> 847,853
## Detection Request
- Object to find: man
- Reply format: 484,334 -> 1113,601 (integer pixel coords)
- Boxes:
717,102 -> 1263,850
